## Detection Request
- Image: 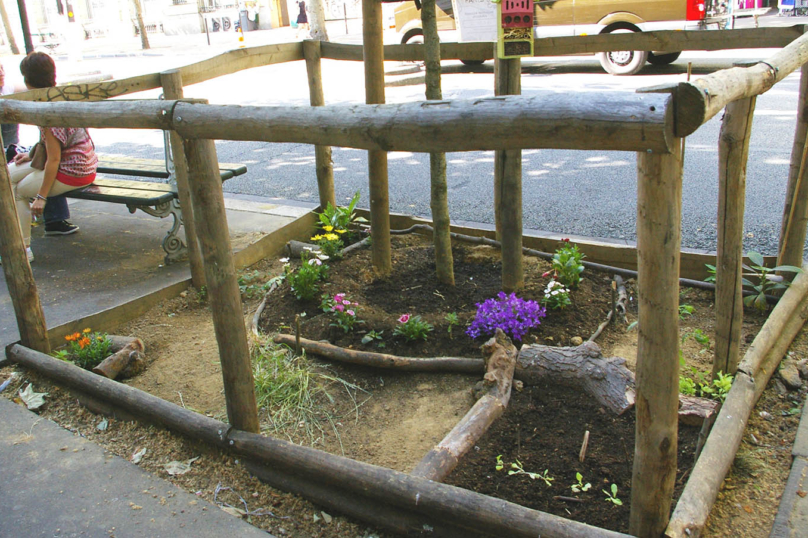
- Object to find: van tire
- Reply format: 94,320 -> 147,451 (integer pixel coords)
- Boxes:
597,28 -> 648,76
460,59 -> 485,66
647,51 -> 682,66
402,28 -> 424,45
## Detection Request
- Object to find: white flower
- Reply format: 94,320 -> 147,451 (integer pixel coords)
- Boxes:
279,257 -> 290,263
317,254 -> 330,261
552,290 -> 559,296
303,246 -> 314,251
308,258 -> 322,266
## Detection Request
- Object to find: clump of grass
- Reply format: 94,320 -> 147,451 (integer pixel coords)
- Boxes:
251,335 -> 366,450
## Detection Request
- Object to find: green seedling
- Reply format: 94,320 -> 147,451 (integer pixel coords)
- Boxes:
361,330 -> 385,348
445,312 -> 460,338
704,264 -> 717,283
679,304 -> 695,319
570,472 -> 591,493
742,251 -> 802,312
509,460 -> 554,487
603,483 -> 623,506
495,454 -> 505,471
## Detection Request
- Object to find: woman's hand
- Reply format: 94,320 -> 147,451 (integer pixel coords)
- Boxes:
12,152 -> 30,165
30,197 -> 45,219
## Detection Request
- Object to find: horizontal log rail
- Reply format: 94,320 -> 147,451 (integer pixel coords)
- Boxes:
6,343 -> 632,538
655,29 -> 808,136
0,92 -> 675,153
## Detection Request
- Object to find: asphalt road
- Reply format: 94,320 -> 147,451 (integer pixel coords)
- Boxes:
39,12 -> 808,257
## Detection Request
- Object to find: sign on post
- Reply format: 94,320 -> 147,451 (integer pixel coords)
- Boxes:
496,0 -> 534,59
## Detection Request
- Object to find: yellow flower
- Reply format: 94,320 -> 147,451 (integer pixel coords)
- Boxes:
335,229 -> 347,234
83,328 -> 91,333
311,235 -> 323,241
323,225 -> 334,232
324,233 -> 339,241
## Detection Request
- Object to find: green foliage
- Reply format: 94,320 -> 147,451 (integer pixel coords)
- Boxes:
507,460 -> 554,487
361,330 -> 385,348
445,312 -> 460,337
237,270 -> 280,299
311,232 -> 344,260
603,483 -> 623,506
318,191 -> 367,236
742,251 -> 802,312
704,264 -> 716,283
679,304 -> 695,319
552,242 -> 586,289
394,314 -> 433,342
571,472 -> 591,493
700,371 -> 732,402
683,328 -> 710,349
541,280 -> 572,310
495,454 -> 505,471
55,329 -> 114,370
286,250 -> 329,301
321,292 -> 362,333
679,376 -> 697,396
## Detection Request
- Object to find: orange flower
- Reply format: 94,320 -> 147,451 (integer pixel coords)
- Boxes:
83,328 -> 91,334
65,334 -> 74,342
78,337 -> 91,349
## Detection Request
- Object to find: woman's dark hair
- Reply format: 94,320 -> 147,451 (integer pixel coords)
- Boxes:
20,52 -> 56,89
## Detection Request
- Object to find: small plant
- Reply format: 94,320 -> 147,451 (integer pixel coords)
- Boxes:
603,483 -> 623,505
700,371 -> 733,402
311,227 -> 345,260
551,241 -> 585,289
742,251 -> 802,312
495,454 -> 505,471
361,330 -> 385,348
508,460 -> 554,487
394,314 -> 433,342
286,250 -> 329,301
466,292 -> 546,342
570,472 -> 591,493
679,304 -> 695,319
541,280 -> 572,310
321,293 -> 362,333
704,264 -> 717,283
683,328 -> 710,349
55,328 -> 114,370
679,376 -> 697,396
445,312 -> 460,338
238,270 -> 277,299
318,191 -> 367,240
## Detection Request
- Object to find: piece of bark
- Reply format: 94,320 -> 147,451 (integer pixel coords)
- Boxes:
411,329 -> 517,482
92,338 -> 145,380
516,341 -> 636,415
677,395 -> 720,427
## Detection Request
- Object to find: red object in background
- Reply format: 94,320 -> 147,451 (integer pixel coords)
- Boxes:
686,0 -> 706,20
501,0 -> 533,28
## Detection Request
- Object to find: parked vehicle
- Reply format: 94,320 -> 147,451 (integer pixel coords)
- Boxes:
395,0 -> 729,75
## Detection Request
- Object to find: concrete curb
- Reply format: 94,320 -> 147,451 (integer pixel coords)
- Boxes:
770,395 -> 808,537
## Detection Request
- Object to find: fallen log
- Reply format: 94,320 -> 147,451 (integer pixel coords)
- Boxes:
92,337 -> 145,380
411,329 -> 517,482
517,342 -> 636,415
272,334 -> 485,373
286,240 -> 320,259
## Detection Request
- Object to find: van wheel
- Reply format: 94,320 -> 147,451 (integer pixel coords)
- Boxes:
647,51 -> 682,66
597,29 -> 648,76
401,29 -> 424,45
460,59 -> 485,66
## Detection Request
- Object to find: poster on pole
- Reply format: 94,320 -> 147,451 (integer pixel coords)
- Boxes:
451,0 -> 497,42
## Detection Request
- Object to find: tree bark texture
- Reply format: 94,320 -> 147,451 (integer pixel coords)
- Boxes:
0,0 -> 20,55
411,330 -> 517,482
714,96 -> 755,377
308,0 -> 330,42
303,40 -> 335,210
631,141 -> 684,537
131,0 -> 150,50
182,138 -> 259,434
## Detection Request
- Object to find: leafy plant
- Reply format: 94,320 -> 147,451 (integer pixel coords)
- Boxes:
541,280 -> 572,310
679,304 -> 695,319
700,371 -> 733,402
238,270 -> 277,299
361,330 -> 385,348
551,241 -> 585,289
394,314 -> 433,342
570,472 -> 591,493
321,292 -> 362,333
683,328 -> 710,349
679,376 -> 697,396
508,460 -> 554,487
466,292 -> 546,342
704,264 -> 716,283
603,483 -> 623,505
742,251 -> 802,312
318,191 -> 367,238
495,454 -> 505,471
55,328 -> 113,370
445,312 -> 460,338
311,227 -> 345,260
286,250 -> 329,301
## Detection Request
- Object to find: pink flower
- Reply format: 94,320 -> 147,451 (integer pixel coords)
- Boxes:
398,314 -> 410,324
308,258 -> 322,266
542,271 -> 551,278
334,293 -> 345,303
343,300 -> 351,305
347,310 -> 355,316
334,303 -> 345,312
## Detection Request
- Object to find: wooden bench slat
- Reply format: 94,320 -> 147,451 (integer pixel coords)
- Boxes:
91,178 -> 174,193
66,184 -> 176,206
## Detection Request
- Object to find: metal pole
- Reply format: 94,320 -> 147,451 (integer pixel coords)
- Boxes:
344,4 -> 348,34
205,17 -> 210,46
16,0 -> 33,54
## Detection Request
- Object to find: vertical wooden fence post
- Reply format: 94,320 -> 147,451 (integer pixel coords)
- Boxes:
160,69 -> 205,289
181,137 -> 259,434
714,97 -> 756,377
0,160 -> 50,353
779,62 -> 808,270
422,0 -> 454,286
303,40 -> 335,210
362,0 -> 391,277
494,56 -> 523,292
630,141 -> 683,538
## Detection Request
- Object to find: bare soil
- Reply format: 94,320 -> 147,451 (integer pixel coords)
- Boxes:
1,234 -> 806,537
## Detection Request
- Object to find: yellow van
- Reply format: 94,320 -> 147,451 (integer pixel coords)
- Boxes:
395,0 -> 729,75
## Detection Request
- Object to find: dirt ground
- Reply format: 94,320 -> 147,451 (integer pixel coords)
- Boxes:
1,235 -> 806,537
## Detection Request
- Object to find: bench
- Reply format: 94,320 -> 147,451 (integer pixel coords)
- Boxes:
65,153 -> 247,264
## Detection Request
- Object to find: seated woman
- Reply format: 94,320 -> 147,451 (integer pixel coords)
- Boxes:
8,52 -> 97,262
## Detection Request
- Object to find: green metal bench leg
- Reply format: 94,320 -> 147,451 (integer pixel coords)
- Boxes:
126,199 -> 187,264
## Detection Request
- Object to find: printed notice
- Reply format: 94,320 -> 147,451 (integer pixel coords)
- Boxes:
452,0 -> 497,42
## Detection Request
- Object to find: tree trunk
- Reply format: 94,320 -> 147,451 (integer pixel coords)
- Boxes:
131,0 -> 150,50
411,329 -> 516,482
0,0 -> 20,55
308,0 -> 329,41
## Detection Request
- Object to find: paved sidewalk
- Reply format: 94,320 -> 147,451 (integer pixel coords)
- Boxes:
0,398 -> 270,538
770,395 -> 808,537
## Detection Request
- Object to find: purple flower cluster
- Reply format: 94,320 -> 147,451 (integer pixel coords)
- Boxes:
466,292 -> 546,342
